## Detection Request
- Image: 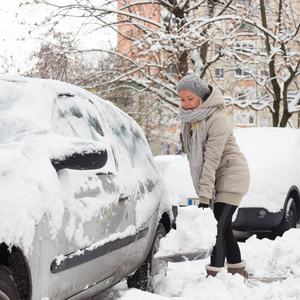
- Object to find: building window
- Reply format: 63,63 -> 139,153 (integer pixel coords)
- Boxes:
260,69 -> 269,77
260,92 -> 272,101
235,68 -> 250,77
236,93 -> 246,101
242,43 -> 254,52
163,14 -> 176,26
242,43 -> 248,51
215,68 -> 224,79
238,22 -> 254,31
235,110 -> 256,126
261,47 -> 267,53
236,68 -> 242,76
237,0 -> 251,6
215,44 -> 221,55
235,43 -> 254,52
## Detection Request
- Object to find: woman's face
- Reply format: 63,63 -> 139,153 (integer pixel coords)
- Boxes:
179,90 -> 201,110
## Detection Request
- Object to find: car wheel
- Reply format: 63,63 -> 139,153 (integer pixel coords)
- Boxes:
273,198 -> 297,238
127,223 -> 167,293
0,266 -> 20,300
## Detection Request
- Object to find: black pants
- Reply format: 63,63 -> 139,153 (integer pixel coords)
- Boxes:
210,202 -> 241,267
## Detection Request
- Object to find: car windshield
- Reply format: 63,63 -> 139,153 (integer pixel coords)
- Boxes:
0,79 -> 55,143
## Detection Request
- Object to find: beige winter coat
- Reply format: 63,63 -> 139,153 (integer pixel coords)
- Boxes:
196,88 -> 250,206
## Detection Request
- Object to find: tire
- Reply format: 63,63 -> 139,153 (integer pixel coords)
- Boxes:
127,223 -> 167,293
0,266 -> 20,300
273,198 -> 297,238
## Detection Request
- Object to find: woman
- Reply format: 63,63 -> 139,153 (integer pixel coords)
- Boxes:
177,74 -> 250,278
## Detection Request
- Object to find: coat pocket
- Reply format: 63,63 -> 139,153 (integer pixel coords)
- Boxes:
226,158 -> 233,179
216,155 -> 250,194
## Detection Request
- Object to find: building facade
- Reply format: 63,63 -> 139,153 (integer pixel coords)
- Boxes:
116,0 -> 300,155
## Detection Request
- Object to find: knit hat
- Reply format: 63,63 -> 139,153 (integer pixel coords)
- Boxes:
176,74 -> 211,100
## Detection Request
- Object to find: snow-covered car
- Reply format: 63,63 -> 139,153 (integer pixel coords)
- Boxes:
0,75 -> 173,299
154,127 -> 300,238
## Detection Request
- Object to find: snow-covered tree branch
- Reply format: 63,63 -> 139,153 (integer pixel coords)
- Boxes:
22,0 -> 300,130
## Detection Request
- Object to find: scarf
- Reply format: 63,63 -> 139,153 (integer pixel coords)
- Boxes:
178,105 -> 218,196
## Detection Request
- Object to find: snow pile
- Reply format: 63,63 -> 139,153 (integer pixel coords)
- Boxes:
156,206 -> 217,258
242,228 -> 300,278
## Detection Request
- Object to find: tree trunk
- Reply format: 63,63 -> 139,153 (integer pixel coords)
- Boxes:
260,0 -> 282,127
178,50 -> 189,76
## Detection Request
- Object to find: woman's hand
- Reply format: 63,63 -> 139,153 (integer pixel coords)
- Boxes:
198,203 -> 209,209
198,196 -> 210,209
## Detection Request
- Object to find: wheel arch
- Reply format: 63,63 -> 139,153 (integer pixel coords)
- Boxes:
0,243 -> 32,300
158,212 -> 172,234
285,186 -> 300,222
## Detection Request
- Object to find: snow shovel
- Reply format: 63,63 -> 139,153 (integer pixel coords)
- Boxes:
155,247 -> 212,262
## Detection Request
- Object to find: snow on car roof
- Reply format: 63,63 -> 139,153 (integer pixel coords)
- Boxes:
234,127 -> 300,211
0,76 -> 55,142
0,75 -> 99,141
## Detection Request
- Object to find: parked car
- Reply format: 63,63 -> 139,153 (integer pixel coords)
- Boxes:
154,127 -> 300,238
0,75 -> 173,299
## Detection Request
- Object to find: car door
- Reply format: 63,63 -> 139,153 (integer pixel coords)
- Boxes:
32,93 -> 135,299
98,102 -> 162,274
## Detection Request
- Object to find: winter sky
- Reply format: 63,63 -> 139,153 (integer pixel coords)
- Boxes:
0,0 -> 117,74
0,1 -> 37,71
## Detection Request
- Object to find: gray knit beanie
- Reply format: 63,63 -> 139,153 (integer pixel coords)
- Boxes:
176,74 -> 210,100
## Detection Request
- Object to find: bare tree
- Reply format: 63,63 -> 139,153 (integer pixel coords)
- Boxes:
258,0 -> 300,127
220,0 -> 300,127
0,53 -> 20,74
23,31 -> 89,82
22,0 -> 236,104
21,0 -> 300,128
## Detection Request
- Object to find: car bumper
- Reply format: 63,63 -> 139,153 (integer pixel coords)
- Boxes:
232,207 -> 284,231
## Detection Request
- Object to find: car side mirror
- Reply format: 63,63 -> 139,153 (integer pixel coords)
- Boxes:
51,149 -> 108,172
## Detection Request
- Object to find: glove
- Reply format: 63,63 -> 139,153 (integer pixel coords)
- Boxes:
198,196 -> 210,209
198,203 -> 209,209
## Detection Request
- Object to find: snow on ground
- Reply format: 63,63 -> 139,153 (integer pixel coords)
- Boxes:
96,207 -> 300,300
